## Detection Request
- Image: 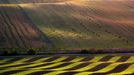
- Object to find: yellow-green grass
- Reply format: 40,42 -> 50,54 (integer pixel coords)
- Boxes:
126,56 -> 134,63
0,62 -> 46,73
89,55 -> 106,62
49,62 -> 82,71
108,56 -> 122,62
32,56 -> 52,63
73,62 -> 103,72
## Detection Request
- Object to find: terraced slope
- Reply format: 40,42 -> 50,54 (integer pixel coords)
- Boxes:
0,54 -> 134,75
18,0 -> 134,50
0,2 -> 54,51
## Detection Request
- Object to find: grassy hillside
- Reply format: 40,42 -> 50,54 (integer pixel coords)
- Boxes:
19,0 -> 134,50
0,0 -> 134,53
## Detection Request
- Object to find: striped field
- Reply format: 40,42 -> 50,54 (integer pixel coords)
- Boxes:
0,54 -> 134,75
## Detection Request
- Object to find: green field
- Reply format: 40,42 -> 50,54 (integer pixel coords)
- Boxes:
0,54 -> 134,75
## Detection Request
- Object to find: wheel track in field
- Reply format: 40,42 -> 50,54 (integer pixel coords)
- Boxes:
0,0 -> 30,48
3,6 -> 27,48
0,6 -> 20,48
0,1 -> 55,49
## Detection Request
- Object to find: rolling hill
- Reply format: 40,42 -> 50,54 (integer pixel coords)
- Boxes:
0,0 -> 134,53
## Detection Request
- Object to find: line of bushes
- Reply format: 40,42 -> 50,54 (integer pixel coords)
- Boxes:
0,48 -> 36,56
0,48 -> 134,56
78,48 -> 134,54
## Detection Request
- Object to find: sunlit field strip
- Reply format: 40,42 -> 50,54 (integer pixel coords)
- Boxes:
109,64 -> 134,75
89,55 -> 106,62
1,55 -> 134,63
35,55 -> 107,63
70,56 -> 85,62
107,56 -> 122,62
32,56 -> 52,63
0,62 -> 132,71
0,62 -> 51,73
0,58 -> 13,63
34,63 -> 134,75
0,56 -> 50,64
50,56 -> 68,62
0,62 -> 133,71
0,57 -> 51,69
69,62 -> 124,75
9,62 -> 65,75
49,62 -> 85,71
91,63 -> 123,73
0,55 -> 108,64
0,57 -> 43,68
12,62 -> 83,75
9,63 -> 134,75
12,57 -> 34,63
0,4 -> 17,6
73,62 -> 103,72
2,63 -> 121,75
126,56 -> 134,63
10,69 -> 134,75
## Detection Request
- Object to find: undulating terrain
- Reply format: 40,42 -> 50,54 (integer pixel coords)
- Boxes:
0,0 -> 134,52
0,0 -> 134,75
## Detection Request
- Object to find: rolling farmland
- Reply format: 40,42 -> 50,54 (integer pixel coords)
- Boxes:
0,0 -> 134,52
0,54 -> 134,75
0,0 -> 134,74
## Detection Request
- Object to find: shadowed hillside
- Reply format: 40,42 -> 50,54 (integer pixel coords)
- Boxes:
0,1 -> 54,53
